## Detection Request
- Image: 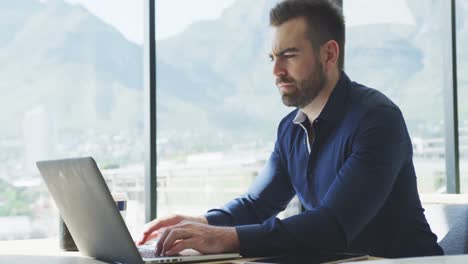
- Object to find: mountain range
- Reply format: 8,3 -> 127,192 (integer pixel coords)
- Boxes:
0,0 -> 143,138
1,0 -> 467,143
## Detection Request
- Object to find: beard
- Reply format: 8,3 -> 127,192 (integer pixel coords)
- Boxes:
277,62 -> 326,109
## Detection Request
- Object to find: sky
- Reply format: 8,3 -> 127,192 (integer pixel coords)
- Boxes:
155,0 -> 236,41
59,0 -> 414,44
344,0 -> 415,26
63,0 -> 236,44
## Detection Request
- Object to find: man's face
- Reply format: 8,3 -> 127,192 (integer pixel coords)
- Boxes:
270,17 -> 326,108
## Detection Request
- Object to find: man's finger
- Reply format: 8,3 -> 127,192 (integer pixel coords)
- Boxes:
155,227 -> 172,256
139,227 -> 167,245
162,228 -> 192,256
140,216 -> 180,244
143,218 -> 166,235
137,220 -> 162,244
165,239 -> 194,256
137,231 -> 159,245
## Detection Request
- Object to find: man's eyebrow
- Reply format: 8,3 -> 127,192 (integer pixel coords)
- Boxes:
271,47 -> 300,57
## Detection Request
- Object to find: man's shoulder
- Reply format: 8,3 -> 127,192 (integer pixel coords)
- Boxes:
343,79 -> 408,134
347,80 -> 400,114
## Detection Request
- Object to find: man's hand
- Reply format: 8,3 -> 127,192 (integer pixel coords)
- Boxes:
155,221 -> 239,256
137,214 -> 208,245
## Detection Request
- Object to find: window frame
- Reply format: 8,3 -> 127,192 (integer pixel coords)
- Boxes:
444,0 -> 461,193
144,0 -> 157,221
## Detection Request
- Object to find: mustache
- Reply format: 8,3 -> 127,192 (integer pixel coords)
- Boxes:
276,76 -> 295,86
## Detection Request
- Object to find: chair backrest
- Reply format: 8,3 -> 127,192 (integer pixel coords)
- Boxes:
421,194 -> 468,255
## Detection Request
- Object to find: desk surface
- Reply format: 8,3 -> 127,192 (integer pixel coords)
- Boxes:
1,239 -> 468,264
0,239 -> 250,264
0,239 -> 105,263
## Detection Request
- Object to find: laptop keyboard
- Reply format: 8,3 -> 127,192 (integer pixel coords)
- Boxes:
138,247 -> 158,258
138,246 -> 184,262
137,243 -> 160,258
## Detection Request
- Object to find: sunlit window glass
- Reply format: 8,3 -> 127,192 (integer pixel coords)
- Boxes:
0,0 -> 145,240
155,0 -> 300,218
344,0 -> 450,193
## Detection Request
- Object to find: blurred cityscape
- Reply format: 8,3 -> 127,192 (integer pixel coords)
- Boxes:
0,106 -> 467,240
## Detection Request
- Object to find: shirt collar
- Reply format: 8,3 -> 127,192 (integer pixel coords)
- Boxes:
318,71 -> 350,123
293,109 -> 307,124
292,71 -> 350,126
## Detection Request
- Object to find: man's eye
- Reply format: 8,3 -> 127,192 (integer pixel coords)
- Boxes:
269,55 -> 274,62
284,54 -> 296,58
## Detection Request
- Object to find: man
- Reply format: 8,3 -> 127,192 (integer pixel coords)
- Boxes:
138,0 -> 443,258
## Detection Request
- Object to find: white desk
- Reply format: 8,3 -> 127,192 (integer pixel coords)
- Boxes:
352,255 -> 468,264
0,239 -> 109,263
0,256 -> 108,264
2,239 -> 468,264
0,238 -> 249,264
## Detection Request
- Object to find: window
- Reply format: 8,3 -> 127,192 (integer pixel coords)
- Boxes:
344,0 -> 450,193
155,0 -> 300,217
2,0 -> 465,243
457,0 -> 468,192
0,0 -> 145,240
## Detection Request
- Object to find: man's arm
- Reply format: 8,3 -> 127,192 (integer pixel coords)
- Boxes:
139,134 -> 296,254
205,140 -> 296,227
235,106 -> 412,256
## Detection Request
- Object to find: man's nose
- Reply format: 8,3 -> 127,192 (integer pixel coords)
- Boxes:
273,59 -> 287,77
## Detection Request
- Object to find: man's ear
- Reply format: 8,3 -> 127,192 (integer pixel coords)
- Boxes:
321,40 -> 339,72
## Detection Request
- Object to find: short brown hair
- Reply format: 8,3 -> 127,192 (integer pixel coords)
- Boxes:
270,0 -> 345,70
